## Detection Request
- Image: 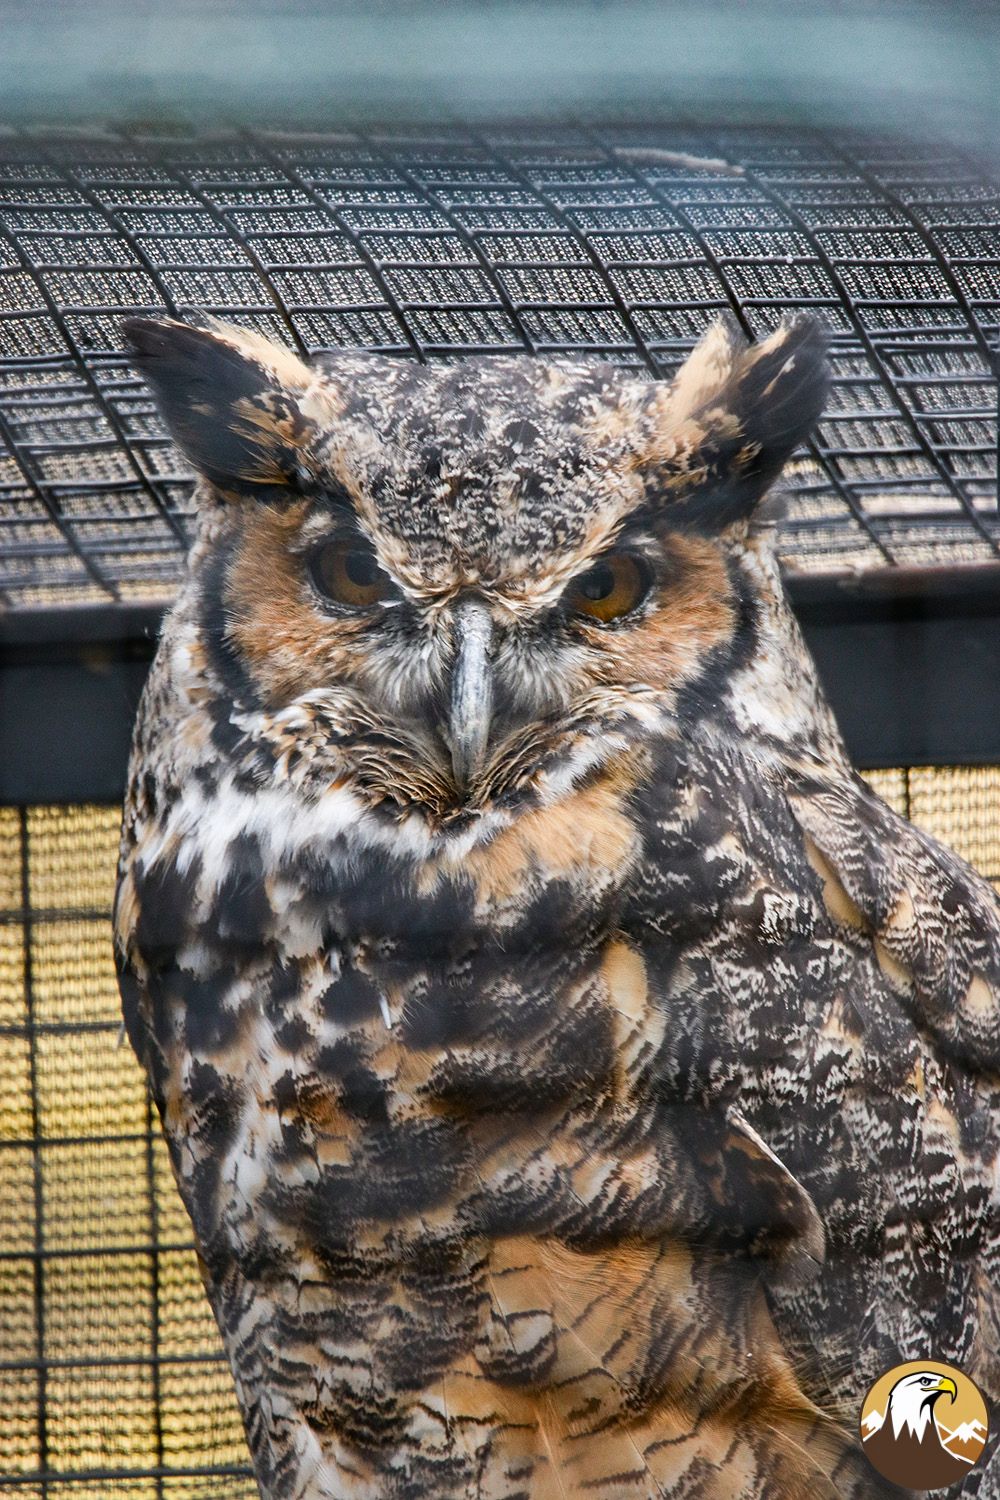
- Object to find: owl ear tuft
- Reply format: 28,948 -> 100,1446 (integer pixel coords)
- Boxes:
123,316 -> 317,499
665,314 -> 745,421
648,314 -> 830,529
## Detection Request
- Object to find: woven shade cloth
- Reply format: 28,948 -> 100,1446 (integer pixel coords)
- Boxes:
0,121 -> 998,612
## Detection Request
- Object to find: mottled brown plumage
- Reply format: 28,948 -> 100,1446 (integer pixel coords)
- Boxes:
116,313 -> 999,1499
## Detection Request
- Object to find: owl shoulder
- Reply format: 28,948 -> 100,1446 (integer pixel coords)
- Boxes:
788,767 -> 1000,1075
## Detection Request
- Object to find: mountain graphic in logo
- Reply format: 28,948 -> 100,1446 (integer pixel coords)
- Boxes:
859,1360 -> 989,1490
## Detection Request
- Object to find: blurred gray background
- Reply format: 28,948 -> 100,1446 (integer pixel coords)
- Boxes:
1,0 -> 997,158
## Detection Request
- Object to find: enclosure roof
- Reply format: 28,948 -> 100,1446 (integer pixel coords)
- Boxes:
0,121 -> 997,614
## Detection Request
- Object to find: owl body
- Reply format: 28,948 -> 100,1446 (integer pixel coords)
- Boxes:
117,316 -> 1000,1499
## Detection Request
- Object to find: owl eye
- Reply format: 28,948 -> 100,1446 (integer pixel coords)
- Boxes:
308,539 -> 394,609
564,552 -> 652,624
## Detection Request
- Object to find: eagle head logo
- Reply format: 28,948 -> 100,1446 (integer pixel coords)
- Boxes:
860,1360 -> 989,1490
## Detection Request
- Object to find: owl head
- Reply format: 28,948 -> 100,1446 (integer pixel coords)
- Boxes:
126,313 -> 830,821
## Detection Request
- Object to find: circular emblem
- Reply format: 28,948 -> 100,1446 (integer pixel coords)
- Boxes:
860,1359 -> 989,1490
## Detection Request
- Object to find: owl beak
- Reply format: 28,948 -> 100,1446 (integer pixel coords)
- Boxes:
449,597 -> 494,790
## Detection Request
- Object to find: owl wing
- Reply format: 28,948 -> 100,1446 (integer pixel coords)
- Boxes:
788,769 -> 1000,1075
779,767 -> 1000,1414
620,732 -> 999,1494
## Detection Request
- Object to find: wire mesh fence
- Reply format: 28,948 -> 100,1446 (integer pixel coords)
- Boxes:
0,121 -> 998,611
3,772 -> 1000,1493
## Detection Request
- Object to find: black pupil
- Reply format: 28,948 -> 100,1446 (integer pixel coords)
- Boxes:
344,550 -> 380,588
579,563 -> 615,601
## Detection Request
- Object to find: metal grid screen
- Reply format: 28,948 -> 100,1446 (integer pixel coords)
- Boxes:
0,121 -> 998,612
2,772 -> 1000,1494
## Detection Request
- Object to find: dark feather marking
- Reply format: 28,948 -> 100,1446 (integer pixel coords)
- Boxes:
123,316 -> 307,497
198,545 -> 262,731
208,833 -> 272,955
319,968 -> 383,1025
133,852 -> 201,973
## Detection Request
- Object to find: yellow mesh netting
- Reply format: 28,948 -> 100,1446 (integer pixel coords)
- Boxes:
0,806 -> 254,1499
2,776 -> 1000,1493
863,767 -> 1000,886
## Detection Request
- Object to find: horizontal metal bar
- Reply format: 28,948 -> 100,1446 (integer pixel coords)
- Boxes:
1,1134 -> 145,1149
0,1464 -> 254,1484
0,1353 -> 230,1374
0,1021 -> 119,1041
0,1244 -> 197,1262
1,569 -> 1000,800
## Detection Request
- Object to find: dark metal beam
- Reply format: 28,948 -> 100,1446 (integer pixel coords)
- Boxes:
0,648 -> 150,805
794,592 -> 1000,770
3,568 -> 1000,804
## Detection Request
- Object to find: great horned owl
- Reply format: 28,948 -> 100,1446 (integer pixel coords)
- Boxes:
115,313 -> 1000,1500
